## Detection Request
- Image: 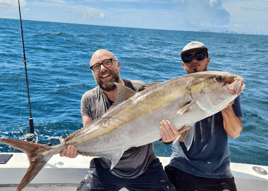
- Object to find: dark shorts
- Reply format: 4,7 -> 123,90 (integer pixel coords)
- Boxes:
165,165 -> 237,191
77,158 -> 176,191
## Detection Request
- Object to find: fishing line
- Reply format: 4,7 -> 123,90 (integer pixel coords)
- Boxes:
17,0 -> 36,142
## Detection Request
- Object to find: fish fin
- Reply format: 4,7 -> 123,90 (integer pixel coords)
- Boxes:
0,138 -> 53,191
107,151 -> 124,169
173,135 -> 181,145
144,82 -> 162,90
195,100 -> 213,114
181,124 -> 195,151
177,100 -> 195,115
113,82 -> 136,107
180,130 -> 187,140
78,150 -> 124,170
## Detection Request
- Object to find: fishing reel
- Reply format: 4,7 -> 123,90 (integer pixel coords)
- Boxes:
23,132 -> 38,143
23,132 -> 52,146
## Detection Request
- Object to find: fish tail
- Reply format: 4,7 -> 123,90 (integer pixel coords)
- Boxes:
0,138 -> 53,191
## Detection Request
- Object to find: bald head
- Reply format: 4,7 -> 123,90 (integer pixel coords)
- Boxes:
90,49 -> 116,67
89,49 -> 121,91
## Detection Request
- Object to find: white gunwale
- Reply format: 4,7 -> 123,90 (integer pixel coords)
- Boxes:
0,153 -> 267,191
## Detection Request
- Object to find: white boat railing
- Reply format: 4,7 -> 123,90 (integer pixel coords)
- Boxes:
0,153 -> 267,191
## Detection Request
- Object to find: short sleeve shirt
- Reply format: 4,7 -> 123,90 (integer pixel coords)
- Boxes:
169,96 -> 243,179
81,79 -> 156,179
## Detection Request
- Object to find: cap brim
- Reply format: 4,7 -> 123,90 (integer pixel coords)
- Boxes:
181,47 -> 208,57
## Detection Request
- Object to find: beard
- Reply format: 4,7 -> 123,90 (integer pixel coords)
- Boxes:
95,69 -> 120,91
188,63 -> 208,73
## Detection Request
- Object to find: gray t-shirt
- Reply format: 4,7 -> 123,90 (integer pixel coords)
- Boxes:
169,96 -> 243,179
81,79 -> 156,179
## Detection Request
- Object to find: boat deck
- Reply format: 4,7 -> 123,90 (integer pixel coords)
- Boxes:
0,153 -> 267,191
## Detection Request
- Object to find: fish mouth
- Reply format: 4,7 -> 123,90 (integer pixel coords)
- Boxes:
240,83 -> 246,91
222,75 -> 245,95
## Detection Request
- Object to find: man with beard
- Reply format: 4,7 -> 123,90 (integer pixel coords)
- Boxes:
60,49 -> 184,191
159,41 -> 244,191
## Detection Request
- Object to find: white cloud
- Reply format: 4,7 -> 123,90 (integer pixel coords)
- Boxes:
257,25 -> 265,30
45,0 -> 66,3
171,0 -> 230,31
99,0 -> 143,1
100,13 -> 105,19
0,0 -> 106,23
0,0 -> 28,19
222,0 -> 268,34
210,0 -> 217,5
73,5 -> 106,21
0,0 -> 26,6
0,0 -> 267,35
234,23 -> 244,28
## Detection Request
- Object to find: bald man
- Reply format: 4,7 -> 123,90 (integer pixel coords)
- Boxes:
60,49 -> 186,191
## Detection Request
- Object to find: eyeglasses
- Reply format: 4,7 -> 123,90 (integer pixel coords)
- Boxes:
90,58 -> 117,72
182,52 -> 207,63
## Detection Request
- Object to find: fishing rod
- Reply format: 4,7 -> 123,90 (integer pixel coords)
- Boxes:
17,0 -> 35,142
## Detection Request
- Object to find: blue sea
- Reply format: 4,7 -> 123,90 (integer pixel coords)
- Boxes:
0,18 -> 267,166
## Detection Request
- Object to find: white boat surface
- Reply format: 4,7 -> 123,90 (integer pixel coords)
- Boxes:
0,153 -> 267,191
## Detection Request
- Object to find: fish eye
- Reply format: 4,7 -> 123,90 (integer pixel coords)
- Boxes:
216,76 -> 223,82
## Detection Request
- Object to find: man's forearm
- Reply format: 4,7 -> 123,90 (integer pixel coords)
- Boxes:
221,107 -> 243,139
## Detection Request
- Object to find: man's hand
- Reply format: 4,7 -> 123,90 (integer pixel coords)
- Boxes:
160,120 -> 190,143
228,76 -> 244,95
60,139 -> 78,158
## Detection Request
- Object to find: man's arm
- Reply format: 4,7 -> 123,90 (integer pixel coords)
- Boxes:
221,76 -> 244,139
82,115 -> 93,127
221,101 -> 243,139
60,115 -> 93,158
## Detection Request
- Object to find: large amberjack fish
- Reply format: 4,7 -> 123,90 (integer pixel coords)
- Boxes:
0,71 -> 245,190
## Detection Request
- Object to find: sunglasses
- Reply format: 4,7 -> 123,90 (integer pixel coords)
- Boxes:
182,52 -> 207,63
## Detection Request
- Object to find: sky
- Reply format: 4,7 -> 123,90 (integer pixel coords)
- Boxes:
0,0 -> 268,35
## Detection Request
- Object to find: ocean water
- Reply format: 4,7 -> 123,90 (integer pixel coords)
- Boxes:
0,18 -> 267,166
